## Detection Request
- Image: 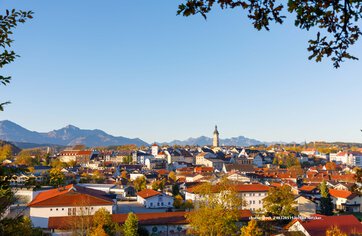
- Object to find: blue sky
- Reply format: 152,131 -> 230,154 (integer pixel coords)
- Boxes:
1,1 -> 362,144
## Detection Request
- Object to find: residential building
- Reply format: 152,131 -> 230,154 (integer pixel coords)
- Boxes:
329,189 -> 361,212
137,189 -> 174,208
28,184 -> 114,228
287,215 -> 362,236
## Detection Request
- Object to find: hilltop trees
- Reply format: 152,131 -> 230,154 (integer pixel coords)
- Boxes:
177,0 -> 362,68
320,180 -> 334,215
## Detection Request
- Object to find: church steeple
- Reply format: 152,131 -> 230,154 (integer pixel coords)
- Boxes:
213,125 -> 219,147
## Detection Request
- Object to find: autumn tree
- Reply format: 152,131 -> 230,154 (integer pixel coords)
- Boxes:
263,185 -> 298,217
326,225 -> 347,236
50,158 -> 68,168
240,219 -> 263,236
49,167 -> 65,187
320,180 -> 334,215
92,207 -> 119,236
92,170 -> 105,184
0,144 -> 12,161
151,179 -> 165,191
186,180 -> 244,236
168,171 -> 177,182
15,151 -> 35,166
0,166 -> 42,235
182,199 -> 194,211
133,176 -> 146,192
122,155 -> 133,164
90,226 -> 108,236
68,160 -> 77,168
177,0 -> 362,68
173,194 -> 183,209
123,212 -> 139,236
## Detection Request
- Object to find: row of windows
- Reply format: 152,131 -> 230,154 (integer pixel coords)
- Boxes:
50,207 -> 94,215
243,193 -> 265,197
50,208 -> 65,211
149,202 -> 171,207
249,200 -> 262,205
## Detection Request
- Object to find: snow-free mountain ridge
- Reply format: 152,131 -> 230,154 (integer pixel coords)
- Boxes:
0,120 -> 148,147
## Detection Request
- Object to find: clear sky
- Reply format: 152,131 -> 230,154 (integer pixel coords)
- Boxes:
1,1 -> 362,144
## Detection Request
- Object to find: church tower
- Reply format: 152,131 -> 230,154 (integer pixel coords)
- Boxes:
213,125 -> 219,147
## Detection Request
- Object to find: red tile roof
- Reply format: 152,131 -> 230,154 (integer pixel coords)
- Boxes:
137,189 -> 161,199
77,150 -> 93,155
194,166 -> 214,173
329,189 -> 357,199
299,185 -> 317,192
155,169 -> 169,175
186,183 -> 269,194
234,184 -> 269,192
288,215 -> 362,236
330,174 -> 356,183
28,184 -> 113,207
48,210 -> 253,229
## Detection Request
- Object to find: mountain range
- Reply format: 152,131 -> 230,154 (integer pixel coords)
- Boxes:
0,120 -> 266,148
0,120 -> 148,147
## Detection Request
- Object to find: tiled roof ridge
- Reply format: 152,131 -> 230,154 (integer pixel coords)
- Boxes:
28,184 -> 74,206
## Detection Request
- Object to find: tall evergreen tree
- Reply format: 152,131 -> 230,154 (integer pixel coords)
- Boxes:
320,180 -> 334,215
123,212 -> 139,236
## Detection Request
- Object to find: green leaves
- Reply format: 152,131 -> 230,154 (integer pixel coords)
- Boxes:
178,0 -> 362,68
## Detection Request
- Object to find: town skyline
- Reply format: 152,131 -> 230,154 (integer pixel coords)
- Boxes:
1,1 -> 362,143
1,119 -> 361,146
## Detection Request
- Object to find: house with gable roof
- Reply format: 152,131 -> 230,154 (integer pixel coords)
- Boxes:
287,215 -> 362,236
137,189 -> 174,208
28,184 -> 115,228
329,188 -> 362,212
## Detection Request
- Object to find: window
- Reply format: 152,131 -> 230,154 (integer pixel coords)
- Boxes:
150,203 -> 153,206
249,200 -> 252,204
50,209 -> 52,211
161,202 -> 164,206
62,208 -> 64,211
253,201 -> 255,204
68,208 -> 72,216
56,208 -> 58,211
259,200 -> 261,204
72,208 -> 76,216
168,202 -> 171,205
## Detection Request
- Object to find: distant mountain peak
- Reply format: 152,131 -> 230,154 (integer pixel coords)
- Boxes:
0,120 -> 148,147
64,124 -> 79,130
